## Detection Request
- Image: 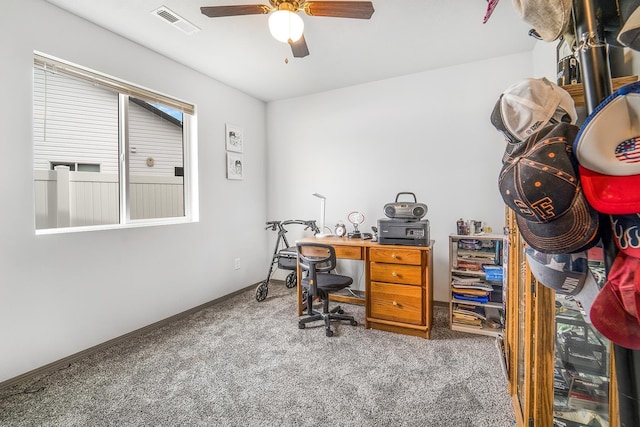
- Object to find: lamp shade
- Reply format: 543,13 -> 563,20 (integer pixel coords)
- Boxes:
268,10 -> 304,43
312,193 -> 331,238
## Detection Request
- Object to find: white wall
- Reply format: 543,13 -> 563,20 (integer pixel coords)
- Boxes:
532,40 -> 557,80
0,0 -> 268,383
266,52 -> 534,301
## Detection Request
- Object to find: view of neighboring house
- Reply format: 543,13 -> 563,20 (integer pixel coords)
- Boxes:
33,66 -> 185,229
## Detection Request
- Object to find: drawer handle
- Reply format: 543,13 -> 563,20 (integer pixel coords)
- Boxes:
392,272 -> 398,277
392,301 -> 398,307
391,254 -> 398,259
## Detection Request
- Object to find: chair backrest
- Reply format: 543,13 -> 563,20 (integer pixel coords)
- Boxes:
296,243 -> 336,275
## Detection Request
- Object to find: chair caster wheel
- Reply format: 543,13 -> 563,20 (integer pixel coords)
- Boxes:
350,320 -> 358,326
298,323 -> 305,329
325,329 -> 334,337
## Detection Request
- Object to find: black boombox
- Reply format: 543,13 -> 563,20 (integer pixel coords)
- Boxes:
383,192 -> 427,221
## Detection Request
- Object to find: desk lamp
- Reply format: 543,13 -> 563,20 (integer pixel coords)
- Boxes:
312,193 -> 332,238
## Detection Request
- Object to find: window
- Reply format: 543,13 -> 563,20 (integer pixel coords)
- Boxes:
33,52 -> 197,232
50,162 -> 101,172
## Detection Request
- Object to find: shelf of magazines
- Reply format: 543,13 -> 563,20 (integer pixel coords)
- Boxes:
449,234 -> 506,338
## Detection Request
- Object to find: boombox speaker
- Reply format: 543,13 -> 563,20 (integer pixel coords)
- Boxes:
384,192 -> 427,221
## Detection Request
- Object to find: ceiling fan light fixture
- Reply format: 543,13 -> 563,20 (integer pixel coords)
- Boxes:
268,10 -> 304,43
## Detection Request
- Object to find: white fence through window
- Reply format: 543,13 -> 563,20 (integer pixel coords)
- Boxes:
34,168 -> 184,229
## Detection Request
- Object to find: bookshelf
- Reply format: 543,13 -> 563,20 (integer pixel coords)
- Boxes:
449,234 -> 506,337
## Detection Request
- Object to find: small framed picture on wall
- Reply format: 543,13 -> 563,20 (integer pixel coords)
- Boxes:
227,152 -> 243,180
225,123 -> 243,153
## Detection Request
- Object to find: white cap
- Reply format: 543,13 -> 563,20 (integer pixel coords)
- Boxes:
491,77 -> 577,143
513,0 -> 573,42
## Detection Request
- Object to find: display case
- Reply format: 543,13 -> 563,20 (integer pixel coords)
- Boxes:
504,209 -> 534,427
449,233 -> 507,337
553,254 -> 612,427
504,208 -> 619,427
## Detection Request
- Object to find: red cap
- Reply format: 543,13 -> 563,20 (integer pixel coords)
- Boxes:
580,165 -> 640,214
590,252 -> 640,349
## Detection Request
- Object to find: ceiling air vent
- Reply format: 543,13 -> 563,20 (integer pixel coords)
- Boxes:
152,6 -> 200,35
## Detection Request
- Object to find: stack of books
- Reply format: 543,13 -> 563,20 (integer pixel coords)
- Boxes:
454,255 -> 499,272
452,304 -> 486,328
456,242 -> 500,268
455,258 -> 485,271
451,275 -> 493,303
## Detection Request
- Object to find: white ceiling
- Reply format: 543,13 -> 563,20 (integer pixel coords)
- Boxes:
45,0 -> 537,102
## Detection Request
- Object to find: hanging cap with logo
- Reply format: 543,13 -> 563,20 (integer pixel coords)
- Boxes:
525,248 -> 599,321
491,78 -> 577,145
526,248 -> 588,294
590,251 -> 640,350
574,81 -> 640,214
498,123 -> 599,253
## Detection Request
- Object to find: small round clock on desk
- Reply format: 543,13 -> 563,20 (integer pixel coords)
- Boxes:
335,222 -> 347,237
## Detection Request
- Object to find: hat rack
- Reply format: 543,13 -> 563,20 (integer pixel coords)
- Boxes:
572,0 -> 640,425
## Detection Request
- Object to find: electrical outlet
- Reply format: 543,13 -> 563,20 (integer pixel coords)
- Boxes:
234,258 -> 240,270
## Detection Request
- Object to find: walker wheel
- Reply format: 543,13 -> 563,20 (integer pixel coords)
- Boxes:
350,320 -> 358,326
255,281 -> 268,302
298,323 -> 306,329
325,329 -> 334,337
285,272 -> 297,288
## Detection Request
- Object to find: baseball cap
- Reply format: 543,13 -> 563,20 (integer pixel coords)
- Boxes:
577,165 -> 640,214
491,78 -> 577,144
498,123 -> 600,254
574,81 -> 640,175
525,247 -> 599,322
512,0 -> 573,42
573,81 -> 640,214
590,251 -> 640,350
611,214 -> 640,258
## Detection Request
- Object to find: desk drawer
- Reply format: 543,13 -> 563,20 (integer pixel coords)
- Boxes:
369,247 -> 421,265
334,245 -> 363,260
370,281 -> 423,325
370,262 -> 422,285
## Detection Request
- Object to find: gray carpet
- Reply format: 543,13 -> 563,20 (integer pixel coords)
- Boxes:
0,284 -> 516,426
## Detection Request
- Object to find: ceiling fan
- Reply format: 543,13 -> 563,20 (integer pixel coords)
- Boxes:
200,1 -> 375,58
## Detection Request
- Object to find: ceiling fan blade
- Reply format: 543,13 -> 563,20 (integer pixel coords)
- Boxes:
289,35 -> 310,58
304,1 -> 374,19
200,5 -> 270,18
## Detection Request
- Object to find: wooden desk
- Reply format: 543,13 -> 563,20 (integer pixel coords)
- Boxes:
296,236 -> 435,339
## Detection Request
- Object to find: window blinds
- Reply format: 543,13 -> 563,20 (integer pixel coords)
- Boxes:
33,52 -> 195,115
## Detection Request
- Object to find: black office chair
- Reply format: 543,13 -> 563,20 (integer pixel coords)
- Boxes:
297,242 -> 358,337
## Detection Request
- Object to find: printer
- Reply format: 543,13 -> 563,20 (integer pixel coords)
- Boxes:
377,218 -> 430,246
377,192 -> 430,246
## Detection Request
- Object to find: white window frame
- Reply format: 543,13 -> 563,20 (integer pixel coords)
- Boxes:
34,51 -> 199,235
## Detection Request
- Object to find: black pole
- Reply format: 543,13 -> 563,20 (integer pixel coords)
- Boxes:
570,1 -> 610,104
572,1 -> 640,425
